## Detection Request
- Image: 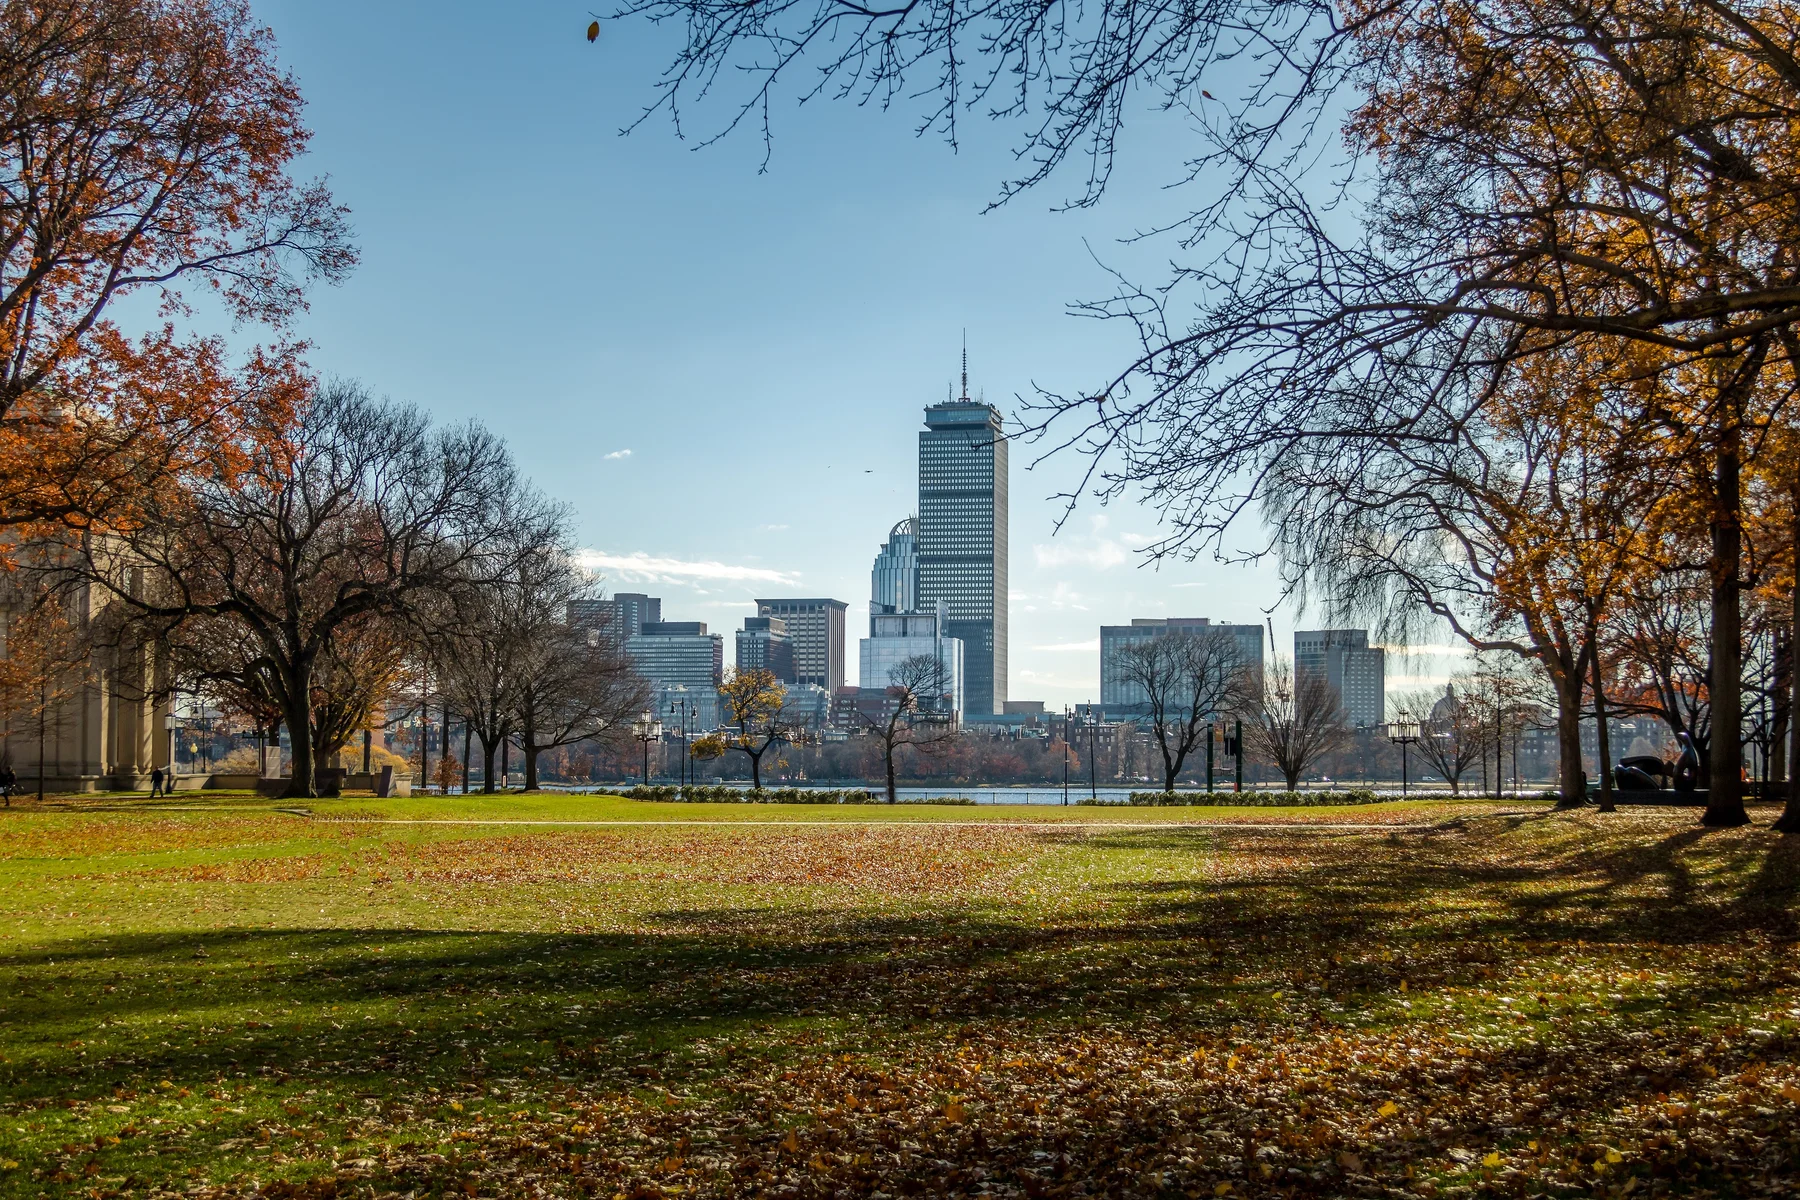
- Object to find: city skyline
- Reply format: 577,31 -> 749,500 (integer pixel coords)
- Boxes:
235,0 -> 1467,707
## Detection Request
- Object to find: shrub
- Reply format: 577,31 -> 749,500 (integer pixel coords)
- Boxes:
614,785 -> 972,805
1077,789 -> 1386,807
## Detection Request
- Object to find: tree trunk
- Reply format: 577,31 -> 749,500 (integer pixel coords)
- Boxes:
277,668 -> 316,799
885,739 -> 898,803
1778,510 -> 1800,833
1593,636 -> 1615,813
283,710 -> 315,798
1553,668 -> 1585,807
461,725 -> 472,795
1771,628 -> 1790,787
748,747 -> 762,790
480,736 -> 498,794
1705,432 -> 1750,827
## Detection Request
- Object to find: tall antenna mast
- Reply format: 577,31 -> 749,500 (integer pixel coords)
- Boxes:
960,329 -> 968,401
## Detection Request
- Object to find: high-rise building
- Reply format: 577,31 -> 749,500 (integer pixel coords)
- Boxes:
627,620 -> 724,730
917,363 -> 1007,715
753,598 -> 848,692
859,603 -> 965,720
871,516 -> 920,617
736,616 -> 796,682
568,593 -> 661,644
1294,629 -> 1386,729
1099,618 -> 1265,714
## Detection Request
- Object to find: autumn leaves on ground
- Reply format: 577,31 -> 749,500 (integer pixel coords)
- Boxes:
2,798 -> 1797,1199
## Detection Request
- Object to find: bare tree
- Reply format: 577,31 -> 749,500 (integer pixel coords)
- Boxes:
1391,685 -> 1482,796
1110,628 -> 1245,792
74,380 -> 557,797
610,0 -> 1800,831
510,569 -> 648,791
1244,657 -> 1349,791
851,653 -> 958,804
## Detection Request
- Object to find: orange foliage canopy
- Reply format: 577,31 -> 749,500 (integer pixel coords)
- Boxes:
0,0 -> 353,536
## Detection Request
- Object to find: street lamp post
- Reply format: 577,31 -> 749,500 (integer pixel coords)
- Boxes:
631,709 -> 663,783
1387,719 -> 1420,798
666,688 -> 693,790
1085,702 -> 1099,800
1062,710 -> 1070,806
1206,721 -> 1215,793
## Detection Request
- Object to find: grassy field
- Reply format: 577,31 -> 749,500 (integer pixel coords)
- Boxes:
1,793 -> 1796,1199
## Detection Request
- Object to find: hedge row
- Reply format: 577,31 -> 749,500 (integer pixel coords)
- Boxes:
1079,789 -> 1386,807
618,785 -> 975,806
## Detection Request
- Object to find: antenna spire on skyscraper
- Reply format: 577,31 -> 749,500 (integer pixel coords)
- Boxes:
960,329 -> 968,401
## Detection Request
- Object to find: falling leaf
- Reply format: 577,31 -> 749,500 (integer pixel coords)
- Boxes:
1606,1148 -> 1623,1163
1482,1151 -> 1502,1167
1378,1100 -> 1399,1118
943,1099 -> 966,1123
587,20 -> 600,42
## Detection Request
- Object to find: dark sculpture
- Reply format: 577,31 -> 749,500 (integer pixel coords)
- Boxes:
1672,732 -> 1701,793
1614,755 -> 1666,791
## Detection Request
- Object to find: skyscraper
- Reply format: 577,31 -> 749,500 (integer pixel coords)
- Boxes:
1099,618 -> 1265,714
859,602 -> 965,719
736,616 -> 796,682
870,516 -> 920,617
917,356 -> 1008,715
753,598 -> 848,692
626,620 -> 724,730
1294,629 -> 1386,730
568,593 -> 661,645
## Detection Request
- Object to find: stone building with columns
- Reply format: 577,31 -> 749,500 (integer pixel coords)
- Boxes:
0,573 -> 175,793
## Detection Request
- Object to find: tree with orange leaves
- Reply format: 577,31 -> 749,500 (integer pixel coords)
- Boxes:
0,0 -> 353,533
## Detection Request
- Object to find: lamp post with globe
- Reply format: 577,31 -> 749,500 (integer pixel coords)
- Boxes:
1387,719 -> 1421,798
630,710 -> 663,783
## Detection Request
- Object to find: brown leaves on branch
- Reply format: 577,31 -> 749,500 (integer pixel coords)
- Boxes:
0,0 -> 352,540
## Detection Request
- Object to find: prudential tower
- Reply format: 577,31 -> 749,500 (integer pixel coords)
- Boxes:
917,347 -> 1008,715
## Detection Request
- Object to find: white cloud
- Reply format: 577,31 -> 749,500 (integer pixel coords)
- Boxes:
577,550 -> 800,586
1030,639 -> 1100,653
1033,540 -> 1128,569
603,449 -> 633,460
757,523 -> 790,532
1032,514 -> 1140,570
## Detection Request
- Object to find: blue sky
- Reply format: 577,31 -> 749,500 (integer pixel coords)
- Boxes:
232,0 -> 1457,705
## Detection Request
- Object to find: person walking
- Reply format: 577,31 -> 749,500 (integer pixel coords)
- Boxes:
150,766 -> 165,799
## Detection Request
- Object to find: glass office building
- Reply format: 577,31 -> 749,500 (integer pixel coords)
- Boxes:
917,398 -> 1007,715
870,516 -> 920,617
1098,618 -> 1266,714
1294,629 -> 1387,730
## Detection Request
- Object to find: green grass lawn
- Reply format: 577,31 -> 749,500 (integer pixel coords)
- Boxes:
1,793 -> 1796,1199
